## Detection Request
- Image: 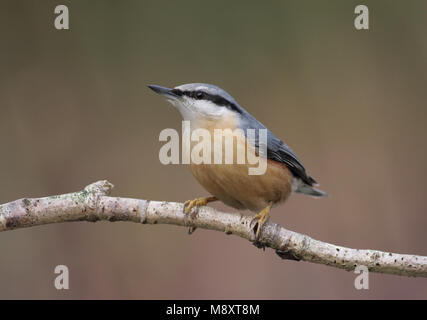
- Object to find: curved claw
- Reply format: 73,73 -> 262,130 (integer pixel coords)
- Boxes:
183,196 -> 217,216
183,200 -> 193,214
183,200 -> 200,217
188,226 -> 197,235
182,196 -> 218,234
251,202 -> 273,240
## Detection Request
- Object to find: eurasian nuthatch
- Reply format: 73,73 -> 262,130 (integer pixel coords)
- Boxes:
149,83 -> 327,238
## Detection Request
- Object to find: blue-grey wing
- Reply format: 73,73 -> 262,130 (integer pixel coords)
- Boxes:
241,115 -> 316,186
266,134 -> 317,185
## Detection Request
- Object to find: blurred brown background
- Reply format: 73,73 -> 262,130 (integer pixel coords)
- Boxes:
0,0 -> 426,299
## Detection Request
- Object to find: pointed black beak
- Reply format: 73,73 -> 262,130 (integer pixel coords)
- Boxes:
147,84 -> 178,98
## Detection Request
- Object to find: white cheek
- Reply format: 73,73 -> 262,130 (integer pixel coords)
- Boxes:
167,99 -> 180,107
195,101 -> 228,118
172,98 -> 196,121
172,98 -> 234,122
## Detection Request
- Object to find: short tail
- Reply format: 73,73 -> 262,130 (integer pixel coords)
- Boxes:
294,179 -> 329,198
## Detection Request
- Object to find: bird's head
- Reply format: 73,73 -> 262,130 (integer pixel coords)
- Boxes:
148,83 -> 245,123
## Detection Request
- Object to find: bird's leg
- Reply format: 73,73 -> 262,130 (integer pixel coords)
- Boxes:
183,196 -> 218,216
252,202 -> 273,240
183,196 -> 218,235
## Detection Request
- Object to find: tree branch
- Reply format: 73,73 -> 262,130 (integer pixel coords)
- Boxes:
0,180 -> 426,277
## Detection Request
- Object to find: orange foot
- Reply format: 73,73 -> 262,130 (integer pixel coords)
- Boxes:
183,196 -> 218,216
183,196 -> 218,234
251,202 -> 273,240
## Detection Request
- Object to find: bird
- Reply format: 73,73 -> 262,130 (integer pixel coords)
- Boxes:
148,83 -> 328,239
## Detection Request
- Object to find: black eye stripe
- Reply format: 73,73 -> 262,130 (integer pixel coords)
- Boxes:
171,89 -> 183,96
174,89 -> 242,114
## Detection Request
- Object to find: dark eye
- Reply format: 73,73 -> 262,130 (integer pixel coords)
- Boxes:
195,91 -> 204,99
